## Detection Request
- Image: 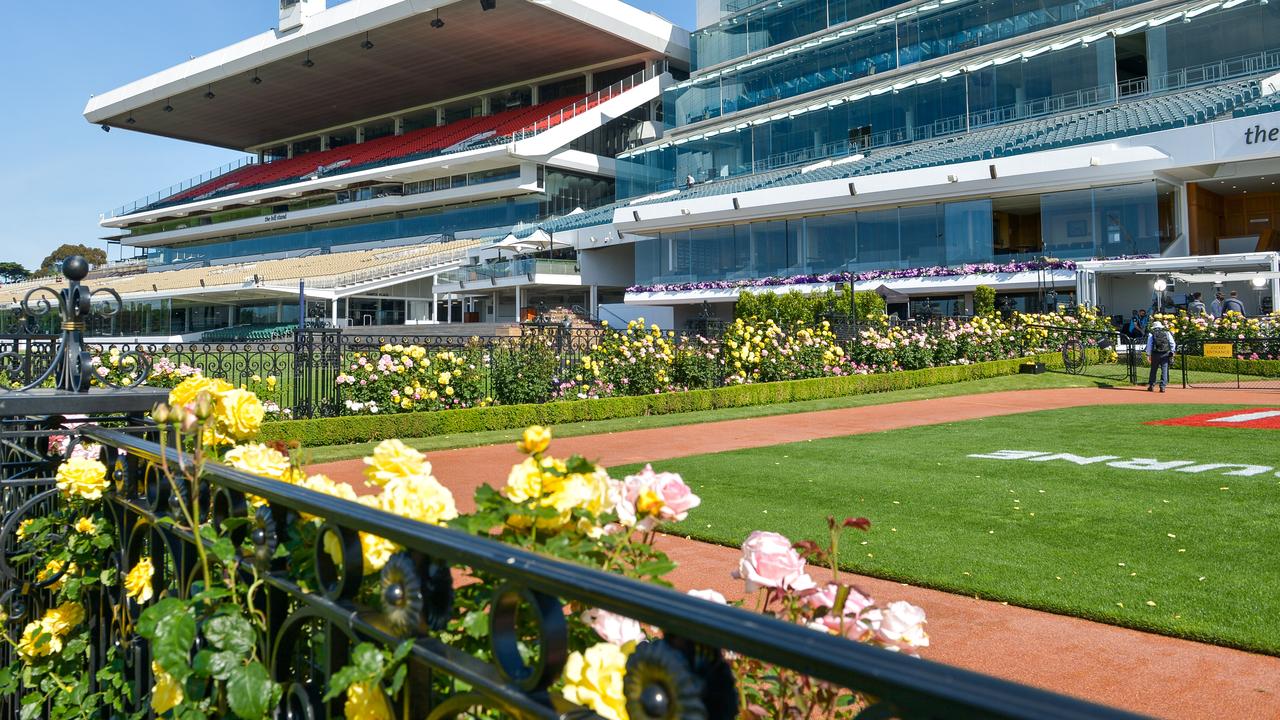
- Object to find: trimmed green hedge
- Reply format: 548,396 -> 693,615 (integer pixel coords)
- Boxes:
261,355 -> 1042,448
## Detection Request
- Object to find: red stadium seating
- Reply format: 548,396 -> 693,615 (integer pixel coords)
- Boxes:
154,90 -> 614,209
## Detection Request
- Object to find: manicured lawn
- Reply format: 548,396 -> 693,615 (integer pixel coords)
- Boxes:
611,403 -> 1280,655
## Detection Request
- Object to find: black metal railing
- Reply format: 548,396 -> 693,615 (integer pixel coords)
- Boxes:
0,418 -> 1146,719
1178,337 -> 1280,390
1018,324 -> 1138,385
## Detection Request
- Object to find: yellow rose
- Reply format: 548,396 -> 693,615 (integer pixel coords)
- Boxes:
125,557 -> 155,604
15,518 -> 32,541
517,426 -> 552,456
37,558 -> 77,592
217,388 -> 265,442
168,376 -> 232,408
266,376 -> 278,390
562,642 -> 631,720
17,621 -> 56,659
56,457 -> 110,501
375,474 -> 458,526
224,443 -> 291,481
363,439 -> 428,487
74,517 -> 96,535
503,457 -> 545,503
344,681 -> 394,720
151,661 -> 185,715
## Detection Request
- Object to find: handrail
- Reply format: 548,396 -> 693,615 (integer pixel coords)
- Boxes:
80,423 -> 1147,720
506,63 -> 668,144
106,156 -> 258,219
301,245 -> 472,289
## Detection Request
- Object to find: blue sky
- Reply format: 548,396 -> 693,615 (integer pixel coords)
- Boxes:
0,0 -> 694,271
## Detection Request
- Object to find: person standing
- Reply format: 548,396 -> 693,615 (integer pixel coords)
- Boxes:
1210,291 -> 1226,318
1224,290 -> 1247,316
1188,292 -> 1207,316
1145,320 -> 1176,393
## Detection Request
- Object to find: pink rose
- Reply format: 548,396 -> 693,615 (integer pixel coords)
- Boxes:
866,601 -> 929,654
687,589 -> 727,605
732,531 -> 815,594
615,465 -> 701,527
581,608 -> 645,646
804,583 -> 875,636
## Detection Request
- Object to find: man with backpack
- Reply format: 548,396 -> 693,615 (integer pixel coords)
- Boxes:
1145,320 -> 1176,393
1223,290 -> 1247,316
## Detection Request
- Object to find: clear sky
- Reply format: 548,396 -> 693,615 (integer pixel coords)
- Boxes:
0,0 -> 694,271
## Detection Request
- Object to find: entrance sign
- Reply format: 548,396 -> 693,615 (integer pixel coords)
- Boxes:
1203,343 -> 1234,358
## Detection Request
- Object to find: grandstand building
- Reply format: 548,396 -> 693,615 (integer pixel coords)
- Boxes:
4,0 -> 1280,339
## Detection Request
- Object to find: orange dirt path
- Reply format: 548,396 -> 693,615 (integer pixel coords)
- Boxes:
308,386 -> 1280,719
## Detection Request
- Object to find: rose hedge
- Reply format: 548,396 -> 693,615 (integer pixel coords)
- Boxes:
261,354 -> 1048,447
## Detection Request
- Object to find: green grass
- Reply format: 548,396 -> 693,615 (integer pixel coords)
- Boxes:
611,403 -> 1280,655
302,371 -> 1104,463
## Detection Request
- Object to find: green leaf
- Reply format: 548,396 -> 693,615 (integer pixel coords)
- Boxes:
209,537 -> 237,568
203,614 -> 255,654
226,662 -> 276,720
139,599 -> 196,681
461,610 -> 489,640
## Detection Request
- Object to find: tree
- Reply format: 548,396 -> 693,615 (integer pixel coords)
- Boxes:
36,244 -> 107,276
0,261 -> 29,284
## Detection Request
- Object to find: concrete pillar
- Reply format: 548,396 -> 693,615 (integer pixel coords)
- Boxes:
1271,256 -> 1279,314
431,292 -> 438,321
589,285 -> 598,320
531,85 -> 540,104
585,72 -> 594,94
286,143 -> 294,159
447,295 -> 453,323
394,117 -> 404,136
482,97 -> 492,116
515,285 -> 522,322
331,299 -> 339,326
436,108 -> 446,127
320,135 -> 330,151
356,127 -> 365,144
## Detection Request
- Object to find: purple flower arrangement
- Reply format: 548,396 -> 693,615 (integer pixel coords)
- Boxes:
626,258 -> 1091,294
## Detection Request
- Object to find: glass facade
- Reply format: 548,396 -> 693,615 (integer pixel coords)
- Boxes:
632,182 -> 1175,286
623,1 -> 1280,197
678,0 -> 1142,123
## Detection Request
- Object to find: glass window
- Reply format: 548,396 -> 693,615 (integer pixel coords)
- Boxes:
1094,183 -> 1159,257
1041,188 -> 1096,258
803,212 -> 856,274
856,208 -> 900,270
899,204 -> 943,267
943,199 -> 994,265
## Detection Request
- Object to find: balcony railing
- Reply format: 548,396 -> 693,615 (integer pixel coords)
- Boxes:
107,156 -> 258,220
439,258 -> 581,285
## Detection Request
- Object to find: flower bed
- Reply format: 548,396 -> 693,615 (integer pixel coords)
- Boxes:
4,377 -> 931,719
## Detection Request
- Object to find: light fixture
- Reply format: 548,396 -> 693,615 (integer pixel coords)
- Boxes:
251,70 -> 263,85
163,100 -> 174,112
1153,278 -> 1168,292
361,33 -> 374,50
100,124 -> 110,133
204,86 -> 216,100
302,51 -> 315,68
126,116 -> 136,125
431,10 -> 445,28
481,0 -> 496,9
1253,276 -> 1268,288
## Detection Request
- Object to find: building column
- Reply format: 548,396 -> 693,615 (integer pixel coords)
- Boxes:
320,135 -> 330,151
393,117 -> 404,136
1271,256 -> 1279,314
447,294 -> 453,323
531,85 -> 540,104
585,72 -> 594,94
431,292 -> 438,322
331,299 -> 339,327
515,285 -> 522,322
481,97 -> 492,116
436,108 -> 446,127
589,284 -> 598,320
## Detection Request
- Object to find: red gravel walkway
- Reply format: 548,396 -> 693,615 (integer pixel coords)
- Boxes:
308,386 -> 1280,718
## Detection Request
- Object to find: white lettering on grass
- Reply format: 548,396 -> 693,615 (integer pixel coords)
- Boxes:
1106,459 -> 1199,471
967,451 -> 1275,479
1206,410 -> 1280,424
1175,463 -> 1273,477
1027,453 -> 1119,465
967,450 -> 1050,460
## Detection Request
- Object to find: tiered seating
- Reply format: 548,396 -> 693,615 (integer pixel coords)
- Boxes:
1233,89 -> 1280,118
147,92 -> 605,212
756,80 -> 1263,189
201,324 -> 297,342
0,240 -> 483,301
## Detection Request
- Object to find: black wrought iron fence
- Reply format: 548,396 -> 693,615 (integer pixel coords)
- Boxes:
1178,337 -> 1280,390
1019,324 -> 1138,385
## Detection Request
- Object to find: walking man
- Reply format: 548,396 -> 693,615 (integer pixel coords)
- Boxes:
1210,291 -> 1226,318
1145,320 -> 1176,393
